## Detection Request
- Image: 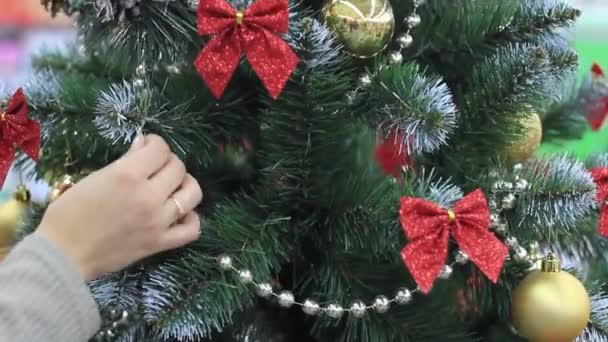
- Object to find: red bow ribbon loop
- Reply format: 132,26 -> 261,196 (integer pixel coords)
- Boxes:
590,167 -> 608,236
587,63 -> 608,131
0,88 -> 40,188
195,0 -> 299,99
399,189 -> 508,293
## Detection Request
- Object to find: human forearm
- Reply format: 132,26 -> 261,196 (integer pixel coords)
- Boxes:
0,234 -> 100,342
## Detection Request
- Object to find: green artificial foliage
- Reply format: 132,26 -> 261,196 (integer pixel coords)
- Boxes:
16,0 -> 608,341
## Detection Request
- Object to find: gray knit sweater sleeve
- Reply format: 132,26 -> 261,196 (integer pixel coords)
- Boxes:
0,234 -> 101,342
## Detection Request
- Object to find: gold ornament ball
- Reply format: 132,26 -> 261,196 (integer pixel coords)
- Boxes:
512,254 -> 590,342
505,112 -> 543,163
0,185 -> 31,258
322,0 -> 395,58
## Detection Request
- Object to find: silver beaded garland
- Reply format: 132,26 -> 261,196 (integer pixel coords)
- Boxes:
326,303 -> 344,318
515,178 -> 529,191
302,299 -> 320,316
455,251 -> 469,265
389,51 -> 403,64
395,288 -> 412,304
406,13 -> 421,27
493,180 -> 513,190
513,163 -> 524,174
501,193 -> 517,209
256,283 -> 273,298
413,0 -> 426,5
373,296 -> 391,313
278,291 -> 295,308
438,265 -> 453,279
238,269 -> 253,284
396,34 -> 414,49
358,74 -> 372,88
505,236 -> 519,248
350,300 -> 367,318
513,245 -> 529,262
218,255 -> 233,270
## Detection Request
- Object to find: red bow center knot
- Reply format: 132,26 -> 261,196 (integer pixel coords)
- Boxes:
195,0 -> 299,100
399,189 -> 508,293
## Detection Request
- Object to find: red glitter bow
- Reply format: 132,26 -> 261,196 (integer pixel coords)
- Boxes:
374,130 -> 412,178
590,167 -> 608,236
0,89 -> 40,188
195,0 -> 299,99
587,63 -> 608,131
399,189 -> 508,293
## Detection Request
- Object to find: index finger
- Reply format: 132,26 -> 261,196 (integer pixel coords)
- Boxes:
121,135 -> 172,178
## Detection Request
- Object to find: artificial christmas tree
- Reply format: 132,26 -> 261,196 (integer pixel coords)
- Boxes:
9,0 -> 608,341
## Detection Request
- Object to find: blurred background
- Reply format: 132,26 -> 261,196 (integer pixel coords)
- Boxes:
0,0 -> 606,200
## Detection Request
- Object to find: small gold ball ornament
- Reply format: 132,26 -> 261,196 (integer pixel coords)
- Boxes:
512,254 -> 590,342
505,112 -> 543,163
322,0 -> 395,58
0,185 -> 31,260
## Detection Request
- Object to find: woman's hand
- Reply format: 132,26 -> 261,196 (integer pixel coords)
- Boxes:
35,135 -> 203,281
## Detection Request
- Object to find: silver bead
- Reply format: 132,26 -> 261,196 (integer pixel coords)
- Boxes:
278,291 -> 295,308
166,64 -> 182,74
513,245 -> 529,262
406,13 -> 421,27
513,163 -> 524,174
135,63 -> 148,78
218,255 -> 233,270
373,295 -> 391,313
490,213 -> 502,227
493,222 -> 508,234
186,0 -> 199,10
133,78 -> 146,88
488,199 -> 498,210
388,51 -> 403,64
395,288 -> 412,304
117,310 -> 129,324
109,309 -> 119,319
505,236 -> 518,248
256,283 -> 273,298
438,265 -> 453,279
326,303 -> 344,318
515,178 -> 529,191
358,73 -> 372,88
501,193 -> 517,209
455,251 -> 469,265
238,269 -> 253,284
302,299 -> 320,316
492,180 -> 513,190
345,90 -> 357,104
350,300 -> 367,318
413,0 -> 426,6
396,34 -> 414,48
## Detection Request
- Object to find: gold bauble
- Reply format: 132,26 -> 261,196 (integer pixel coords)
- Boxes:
322,0 -> 395,58
512,254 -> 590,342
0,185 -> 31,258
505,112 -> 543,163
49,175 -> 74,202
